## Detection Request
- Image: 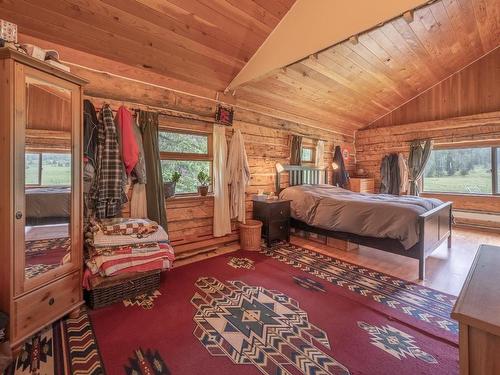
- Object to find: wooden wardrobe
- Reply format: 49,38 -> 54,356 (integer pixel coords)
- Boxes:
0,48 -> 86,351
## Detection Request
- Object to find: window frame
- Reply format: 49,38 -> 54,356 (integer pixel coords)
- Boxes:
158,127 -> 213,196
25,150 -> 71,187
422,144 -> 500,196
301,146 -> 315,164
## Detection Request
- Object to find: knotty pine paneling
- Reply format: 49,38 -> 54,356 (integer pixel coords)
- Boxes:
369,48 -> 500,128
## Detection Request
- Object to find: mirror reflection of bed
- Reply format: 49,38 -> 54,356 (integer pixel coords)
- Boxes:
24,77 -> 72,279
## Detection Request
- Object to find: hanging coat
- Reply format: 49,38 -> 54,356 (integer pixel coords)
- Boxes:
332,146 -> 349,188
226,129 -> 250,223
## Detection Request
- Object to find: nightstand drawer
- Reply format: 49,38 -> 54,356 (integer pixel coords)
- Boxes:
268,220 -> 289,240
270,204 -> 290,221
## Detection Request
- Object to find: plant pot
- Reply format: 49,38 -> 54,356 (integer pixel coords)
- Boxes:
164,182 -> 176,198
197,185 -> 209,196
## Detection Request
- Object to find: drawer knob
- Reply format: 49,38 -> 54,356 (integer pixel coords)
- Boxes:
48,298 -> 55,306
280,225 -> 283,230
280,210 -> 284,215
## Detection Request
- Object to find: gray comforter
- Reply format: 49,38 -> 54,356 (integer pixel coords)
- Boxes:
279,185 -> 443,249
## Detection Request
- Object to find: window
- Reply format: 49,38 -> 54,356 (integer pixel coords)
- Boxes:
423,147 -> 499,195
25,152 -> 71,186
159,129 -> 212,194
301,146 -> 315,163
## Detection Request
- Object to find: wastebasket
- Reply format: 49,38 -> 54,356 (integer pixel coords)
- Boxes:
239,220 -> 263,251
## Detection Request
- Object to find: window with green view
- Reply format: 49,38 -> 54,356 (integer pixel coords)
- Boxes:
159,130 -> 212,194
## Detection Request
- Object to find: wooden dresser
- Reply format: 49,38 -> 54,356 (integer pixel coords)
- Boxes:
0,48 -> 86,352
451,245 -> 500,375
349,177 -> 374,193
252,198 -> 291,247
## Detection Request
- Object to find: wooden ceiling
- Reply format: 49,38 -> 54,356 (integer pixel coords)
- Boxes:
233,0 -> 499,134
0,0 -> 498,136
0,0 -> 294,90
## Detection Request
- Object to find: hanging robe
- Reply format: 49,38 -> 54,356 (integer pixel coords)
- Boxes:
213,125 -> 231,236
226,129 -> 250,223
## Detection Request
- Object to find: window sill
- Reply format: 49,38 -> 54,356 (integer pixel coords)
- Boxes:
166,193 -> 214,203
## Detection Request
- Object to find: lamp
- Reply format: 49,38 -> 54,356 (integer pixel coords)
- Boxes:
275,163 -> 285,173
331,162 -> 339,170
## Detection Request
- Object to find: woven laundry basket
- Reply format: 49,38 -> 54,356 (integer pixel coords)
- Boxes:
239,220 -> 263,251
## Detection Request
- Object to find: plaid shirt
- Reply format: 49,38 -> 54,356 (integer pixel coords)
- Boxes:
89,105 -> 127,218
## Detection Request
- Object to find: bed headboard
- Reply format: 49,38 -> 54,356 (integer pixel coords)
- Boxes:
275,165 -> 328,193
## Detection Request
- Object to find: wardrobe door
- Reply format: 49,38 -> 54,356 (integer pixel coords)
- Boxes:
13,63 -> 82,296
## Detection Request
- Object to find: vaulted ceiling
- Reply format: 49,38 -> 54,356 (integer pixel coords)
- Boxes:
1,0 -> 498,136
233,0 -> 500,134
0,0 -> 294,89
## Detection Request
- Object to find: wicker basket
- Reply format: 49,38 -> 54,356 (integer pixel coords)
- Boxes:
239,219 -> 263,251
84,271 -> 160,309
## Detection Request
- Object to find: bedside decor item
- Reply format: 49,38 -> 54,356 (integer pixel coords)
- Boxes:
0,19 -> 17,43
238,219 -> 263,251
215,104 -> 234,126
163,171 -> 181,198
197,170 -> 211,196
253,198 -> 291,247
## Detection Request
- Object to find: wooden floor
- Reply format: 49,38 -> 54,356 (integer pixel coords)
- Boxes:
291,227 -> 500,296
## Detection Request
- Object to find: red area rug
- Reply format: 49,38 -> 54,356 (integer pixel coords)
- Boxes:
89,243 -> 459,375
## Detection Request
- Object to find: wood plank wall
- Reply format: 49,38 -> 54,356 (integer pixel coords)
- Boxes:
72,65 -> 355,256
356,50 -> 500,215
369,48 -> 500,128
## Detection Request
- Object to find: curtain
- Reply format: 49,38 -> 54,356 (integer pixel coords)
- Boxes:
332,146 -> 349,188
408,140 -> 433,196
290,135 -> 303,165
315,140 -> 325,168
139,110 -> 168,230
213,125 -> 231,237
227,129 -> 250,223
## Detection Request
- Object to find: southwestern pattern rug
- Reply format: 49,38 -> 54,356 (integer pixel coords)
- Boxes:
88,242 -> 459,375
4,308 -> 104,375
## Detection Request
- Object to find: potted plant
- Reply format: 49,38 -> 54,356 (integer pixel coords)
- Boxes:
164,171 -> 181,198
197,171 -> 211,196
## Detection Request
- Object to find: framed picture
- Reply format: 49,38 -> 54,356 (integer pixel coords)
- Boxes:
215,104 -> 234,126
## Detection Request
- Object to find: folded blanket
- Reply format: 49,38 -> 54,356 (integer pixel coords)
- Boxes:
86,242 -> 175,277
98,218 -> 158,236
93,225 -> 169,248
87,242 -> 161,258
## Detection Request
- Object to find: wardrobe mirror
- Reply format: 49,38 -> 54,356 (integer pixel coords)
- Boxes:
24,76 -> 72,279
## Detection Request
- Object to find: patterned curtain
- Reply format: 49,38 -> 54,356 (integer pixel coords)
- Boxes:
139,110 -> 168,230
290,135 -> 303,165
408,140 -> 433,196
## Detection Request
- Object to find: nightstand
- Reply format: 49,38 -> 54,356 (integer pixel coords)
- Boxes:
349,177 -> 374,193
252,198 -> 291,247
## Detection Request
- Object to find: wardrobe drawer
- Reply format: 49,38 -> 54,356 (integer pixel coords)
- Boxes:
14,271 -> 81,340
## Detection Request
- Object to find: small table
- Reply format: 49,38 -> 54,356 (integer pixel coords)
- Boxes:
451,244 -> 500,375
252,198 -> 291,247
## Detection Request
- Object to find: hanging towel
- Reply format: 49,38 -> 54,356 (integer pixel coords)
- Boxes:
226,129 -> 250,223
315,140 -> 325,168
115,106 -> 139,175
130,183 -> 148,219
213,125 -> 231,237
398,153 -> 409,194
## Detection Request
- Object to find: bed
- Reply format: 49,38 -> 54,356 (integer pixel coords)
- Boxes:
26,186 -> 71,225
276,165 -> 452,280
